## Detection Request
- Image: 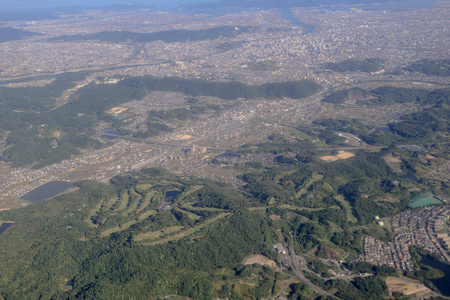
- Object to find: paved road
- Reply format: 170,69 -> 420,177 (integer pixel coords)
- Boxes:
272,275 -> 295,299
277,231 -> 340,299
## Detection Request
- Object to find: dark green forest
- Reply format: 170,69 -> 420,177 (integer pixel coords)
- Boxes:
0,27 -> 40,42
324,85 -> 449,106
403,59 -> 450,77
0,174 -> 279,299
0,157 -> 402,299
323,58 -> 384,73
322,87 -> 374,104
321,86 -> 450,146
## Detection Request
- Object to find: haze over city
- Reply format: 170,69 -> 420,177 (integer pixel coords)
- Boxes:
0,0 -> 448,299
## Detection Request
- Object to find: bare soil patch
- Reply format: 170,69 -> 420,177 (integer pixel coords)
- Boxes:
385,156 -> 401,163
336,151 -> 355,159
243,254 -> 277,268
320,151 -> 354,162
320,155 -> 340,162
180,135 -> 193,140
106,106 -> 128,114
270,215 -> 281,221
321,245 -> 339,259
386,277 -> 432,296
0,197 -> 29,211
376,194 -> 400,203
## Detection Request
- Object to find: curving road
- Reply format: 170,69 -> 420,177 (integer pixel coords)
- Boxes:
276,230 -> 340,299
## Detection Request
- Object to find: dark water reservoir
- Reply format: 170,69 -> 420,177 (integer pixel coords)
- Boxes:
101,129 -> 125,140
165,190 -> 181,202
375,126 -> 393,133
0,222 -> 13,235
401,173 -> 420,183
21,181 -> 73,202
420,256 -> 450,297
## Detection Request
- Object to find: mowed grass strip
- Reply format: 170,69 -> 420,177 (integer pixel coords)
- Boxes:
84,198 -> 109,227
134,225 -> 184,241
248,206 -> 267,211
115,191 -> 130,212
274,169 -> 297,184
181,202 -> 225,212
289,128 -> 313,140
280,204 -> 333,212
135,183 -> 154,191
135,191 -> 155,214
137,209 -> 156,221
296,173 -> 323,198
104,196 -> 120,210
174,207 -> 201,220
249,205 -> 333,212
177,185 -> 203,202
144,213 -> 231,245
99,210 -> 156,237
100,219 -> 139,237
335,195 -> 357,223
123,189 -> 142,215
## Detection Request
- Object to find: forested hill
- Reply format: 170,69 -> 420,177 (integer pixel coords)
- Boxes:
0,74 -> 322,168
403,59 -> 450,77
322,58 -> 384,73
323,86 -> 449,106
0,154 -> 402,299
0,176 -> 277,299
0,27 -> 40,43
61,75 -> 323,116
49,26 -> 252,44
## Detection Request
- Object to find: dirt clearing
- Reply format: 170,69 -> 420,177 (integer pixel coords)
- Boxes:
243,254 -> 277,268
320,151 -> 354,162
386,277 -> 432,296
336,151 -> 355,159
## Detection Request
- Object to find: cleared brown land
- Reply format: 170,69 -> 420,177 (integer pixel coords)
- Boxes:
106,107 -> 128,114
384,154 -> 402,163
376,195 -> 400,203
0,197 -> 29,211
386,277 -> 431,296
320,151 -> 354,162
243,254 -> 277,268
180,135 -> 193,140
336,151 -> 355,159
320,155 -> 340,162
270,215 -> 281,221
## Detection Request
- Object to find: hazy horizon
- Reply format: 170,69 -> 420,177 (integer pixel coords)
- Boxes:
0,0 -> 212,10
0,0 -> 438,11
